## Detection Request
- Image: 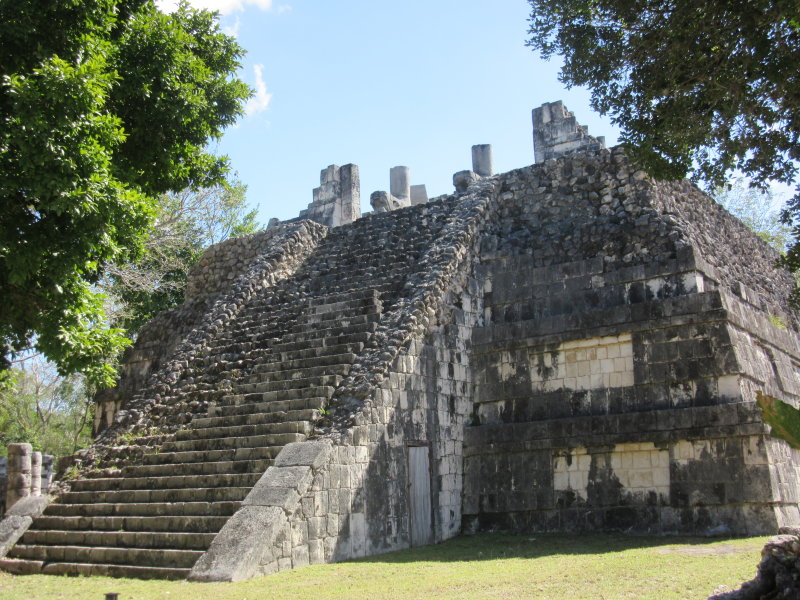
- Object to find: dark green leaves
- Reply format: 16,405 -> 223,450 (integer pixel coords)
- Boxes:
527,0 -> 800,282
0,0 -> 251,386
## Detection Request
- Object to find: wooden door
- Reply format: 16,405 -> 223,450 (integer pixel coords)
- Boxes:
408,444 -> 433,546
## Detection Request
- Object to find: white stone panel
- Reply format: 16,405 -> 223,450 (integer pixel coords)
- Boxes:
530,334 -> 634,392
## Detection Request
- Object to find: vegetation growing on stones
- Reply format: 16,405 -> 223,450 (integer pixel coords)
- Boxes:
757,391 -> 800,450
526,0 -> 800,292
0,0 -> 251,387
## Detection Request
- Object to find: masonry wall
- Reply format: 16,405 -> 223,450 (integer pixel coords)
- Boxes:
462,148 -> 800,535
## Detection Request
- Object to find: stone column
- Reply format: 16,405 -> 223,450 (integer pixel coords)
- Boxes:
390,166 -> 411,208
6,443 -> 32,511
339,164 -> 361,225
471,144 -> 493,177
41,455 -> 54,495
30,452 -> 42,496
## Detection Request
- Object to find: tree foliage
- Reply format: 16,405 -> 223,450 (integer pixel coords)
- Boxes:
713,180 -> 792,253
0,356 -> 93,458
104,179 -> 259,335
0,0 -> 251,386
526,0 -> 800,274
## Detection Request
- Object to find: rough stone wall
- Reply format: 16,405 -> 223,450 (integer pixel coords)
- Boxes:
462,147 -> 800,535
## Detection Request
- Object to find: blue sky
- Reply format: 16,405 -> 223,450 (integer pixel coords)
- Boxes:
157,0 -> 621,224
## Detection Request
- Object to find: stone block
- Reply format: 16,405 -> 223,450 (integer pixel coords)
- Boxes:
243,486 -> 300,511
275,441 -> 331,470
189,506 -> 286,582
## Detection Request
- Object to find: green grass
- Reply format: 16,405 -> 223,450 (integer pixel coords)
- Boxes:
0,533 -> 765,600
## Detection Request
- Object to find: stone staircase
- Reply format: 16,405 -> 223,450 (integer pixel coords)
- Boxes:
0,199 -> 456,578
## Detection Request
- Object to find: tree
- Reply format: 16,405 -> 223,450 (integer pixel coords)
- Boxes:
104,178 -> 259,335
713,179 -> 792,253
0,355 -> 93,458
526,0 -> 800,279
0,0 -> 251,387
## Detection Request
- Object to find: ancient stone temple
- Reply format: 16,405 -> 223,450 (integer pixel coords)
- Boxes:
1,102 -> 799,580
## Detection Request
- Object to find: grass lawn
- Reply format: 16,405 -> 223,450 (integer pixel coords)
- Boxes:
0,532 -> 765,600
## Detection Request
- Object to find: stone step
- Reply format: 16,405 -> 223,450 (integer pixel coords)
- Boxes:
301,300 -> 382,320
290,311 -> 380,331
222,385 -> 335,406
208,396 -> 326,418
191,408 -> 318,430
236,374 -> 343,395
0,557 -> 190,579
20,528 -> 216,550
10,544 -> 203,569
232,302 -> 380,335
60,486 -> 251,505
271,331 -> 371,354
160,432 -> 307,453
244,362 -> 351,384
272,341 -> 364,363
174,419 -> 312,442
237,321 -> 376,349
29,515 -> 228,533
285,319 -> 379,339
44,501 -> 240,518
251,352 -> 357,374
68,472 -> 261,493
121,458 -> 272,477
142,446 -> 280,466
277,286 -> 386,310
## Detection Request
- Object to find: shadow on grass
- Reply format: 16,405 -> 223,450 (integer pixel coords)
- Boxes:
352,532 -> 766,564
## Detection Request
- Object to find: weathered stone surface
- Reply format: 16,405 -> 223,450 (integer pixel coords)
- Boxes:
0,516 -> 32,559
297,164 -> 361,228
532,100 -> 605,163
274,441 -> 331,469
188,506 -> 285,582
471,144 -> 493,177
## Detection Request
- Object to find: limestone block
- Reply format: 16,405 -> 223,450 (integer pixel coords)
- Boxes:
471,144 -> 493,177
410,184 -> 429,206
370,191 -> 391,213
189,505 -> 286,582
390,166 -> 411,205
275,441 -> 331,470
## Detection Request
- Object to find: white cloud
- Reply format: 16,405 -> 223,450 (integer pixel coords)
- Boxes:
223,16 -> 241,37
156,0 -> 273,15
276,4 -> 292,13
245,64 -> 272,116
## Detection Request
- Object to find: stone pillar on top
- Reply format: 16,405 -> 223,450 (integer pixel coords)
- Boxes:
389,166 -> 412,209
471,144 -> 494,177
453,144 -> 493,194
297,164 -> 361,228
532,100 -> 605,163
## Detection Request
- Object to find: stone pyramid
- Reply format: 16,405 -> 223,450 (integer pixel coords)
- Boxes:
1,103 -> 798,581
